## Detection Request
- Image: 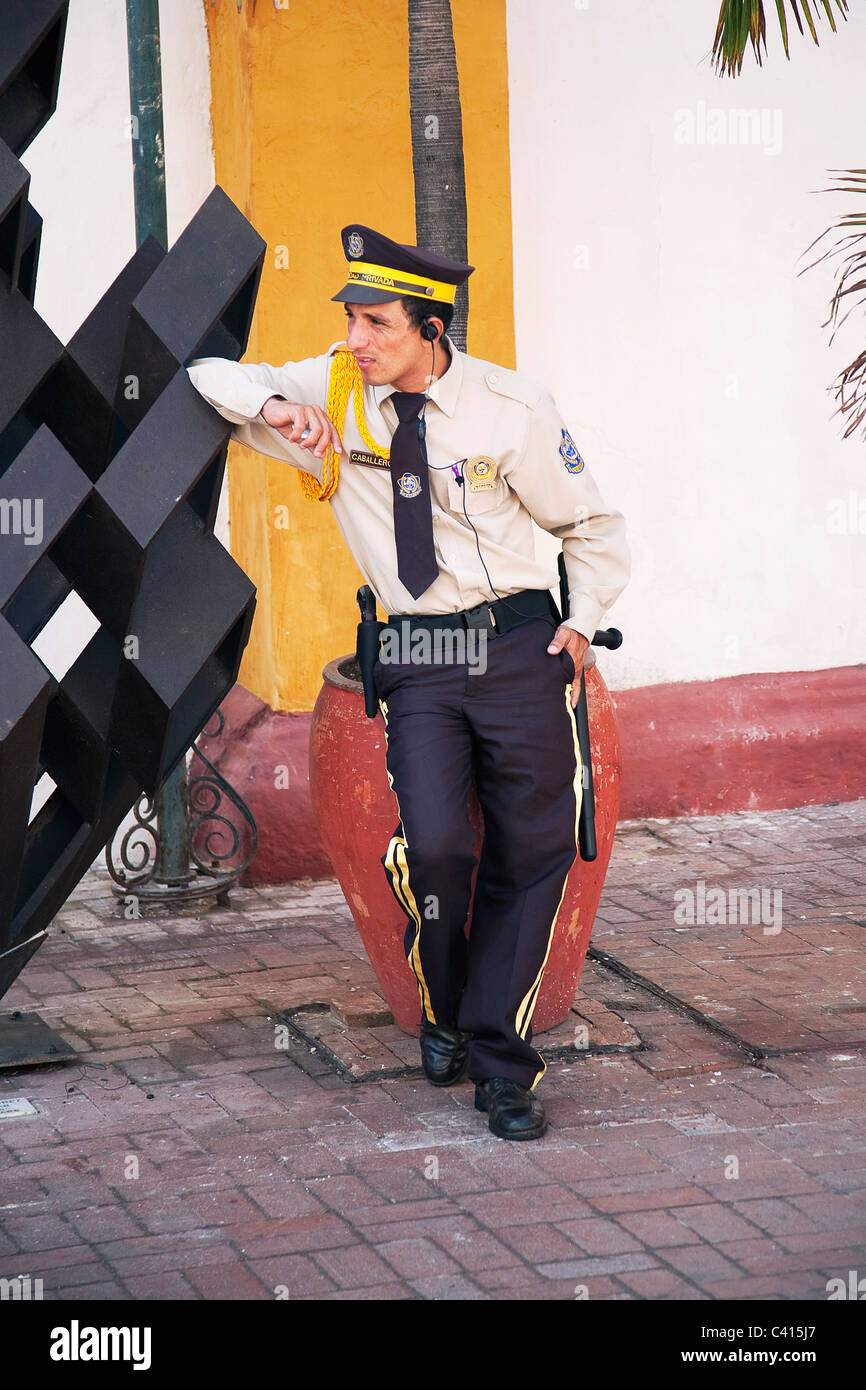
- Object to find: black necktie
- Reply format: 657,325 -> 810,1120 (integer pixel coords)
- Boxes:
388,391 -> 438,600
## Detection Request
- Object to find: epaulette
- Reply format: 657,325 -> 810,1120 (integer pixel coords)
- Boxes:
482,366 -> 542,410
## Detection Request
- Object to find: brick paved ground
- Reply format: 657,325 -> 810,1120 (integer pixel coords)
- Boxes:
1,800 -> 865,1301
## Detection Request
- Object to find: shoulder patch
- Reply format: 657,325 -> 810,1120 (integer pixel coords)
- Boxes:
483,368 -> 542,409
559,429 -> 585,473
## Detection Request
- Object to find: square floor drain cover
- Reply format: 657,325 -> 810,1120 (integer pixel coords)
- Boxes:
0,1012 -> 78,1069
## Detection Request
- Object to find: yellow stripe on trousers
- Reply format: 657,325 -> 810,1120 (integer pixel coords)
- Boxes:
515,681 -> 583,1089
379,698 -> 436,1023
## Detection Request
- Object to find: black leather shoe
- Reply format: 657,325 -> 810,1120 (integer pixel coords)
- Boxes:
475,1077 -> 548,1140
419,1018 -> 470,1086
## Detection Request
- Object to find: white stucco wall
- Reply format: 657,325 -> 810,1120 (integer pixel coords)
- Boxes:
26,0 -> 213,338
506,0 -> 866,691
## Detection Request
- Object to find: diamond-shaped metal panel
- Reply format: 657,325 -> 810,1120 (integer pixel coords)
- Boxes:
0,0 -> 263,1001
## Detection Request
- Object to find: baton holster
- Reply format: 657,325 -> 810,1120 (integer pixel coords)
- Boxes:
356,585 -> 384,718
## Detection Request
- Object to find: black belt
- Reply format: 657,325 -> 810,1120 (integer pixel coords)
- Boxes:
386,588 -> 557,637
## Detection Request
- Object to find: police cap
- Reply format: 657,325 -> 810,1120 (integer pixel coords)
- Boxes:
331,224 -> 474,305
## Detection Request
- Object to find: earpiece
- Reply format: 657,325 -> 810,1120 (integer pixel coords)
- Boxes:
418,321 -> 438,439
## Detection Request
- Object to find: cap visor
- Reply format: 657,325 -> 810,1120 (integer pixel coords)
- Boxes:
331,283 -> 404,304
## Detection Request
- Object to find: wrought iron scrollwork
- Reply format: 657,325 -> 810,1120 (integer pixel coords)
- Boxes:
188,709 -> 257,874
105,707 -> 257,903
105,794 -> 159,889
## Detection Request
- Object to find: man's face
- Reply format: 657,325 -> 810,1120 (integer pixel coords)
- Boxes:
344,300 -> 430,390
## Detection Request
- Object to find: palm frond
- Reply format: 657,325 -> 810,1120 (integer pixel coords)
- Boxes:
800,171 -> 866,441
712,0 -> 848,76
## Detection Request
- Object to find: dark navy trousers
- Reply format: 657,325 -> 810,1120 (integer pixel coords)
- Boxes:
374,612 -> 582,1090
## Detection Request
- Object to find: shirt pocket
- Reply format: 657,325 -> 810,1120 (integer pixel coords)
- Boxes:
446,476 -> 507,516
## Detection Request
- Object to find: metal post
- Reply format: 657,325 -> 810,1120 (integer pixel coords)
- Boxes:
125,0 -> 167,251
125,0 -> 188,879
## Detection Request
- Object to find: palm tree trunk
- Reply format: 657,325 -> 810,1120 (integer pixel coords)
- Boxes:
407,0 -> 470,348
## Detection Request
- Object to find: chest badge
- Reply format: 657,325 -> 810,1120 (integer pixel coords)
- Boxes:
397,472 -> 422,498
466,455 -> 498,491
560,429 -> 585,473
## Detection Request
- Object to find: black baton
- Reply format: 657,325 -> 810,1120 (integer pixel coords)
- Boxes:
556,555 -> 623,862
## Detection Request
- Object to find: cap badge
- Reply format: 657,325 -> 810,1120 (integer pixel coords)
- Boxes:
560,429 -> 584,473
397,473 -> 421,498
466,456 -> 498,491
347,231 -> 364,258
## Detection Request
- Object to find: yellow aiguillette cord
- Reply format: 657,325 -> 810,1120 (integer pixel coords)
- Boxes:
297,346 -> 389,501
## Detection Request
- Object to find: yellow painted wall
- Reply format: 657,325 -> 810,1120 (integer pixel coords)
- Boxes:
203,0 -> 514,712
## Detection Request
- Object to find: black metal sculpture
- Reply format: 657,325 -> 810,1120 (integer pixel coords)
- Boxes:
0,1 -> 263,1005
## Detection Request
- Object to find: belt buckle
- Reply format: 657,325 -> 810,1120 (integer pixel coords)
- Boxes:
463,602 -> 496,634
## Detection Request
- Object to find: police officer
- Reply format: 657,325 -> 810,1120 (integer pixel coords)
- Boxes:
188,225 -> 629,1140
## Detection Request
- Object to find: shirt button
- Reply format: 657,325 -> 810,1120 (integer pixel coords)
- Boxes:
487,372 -> 499,384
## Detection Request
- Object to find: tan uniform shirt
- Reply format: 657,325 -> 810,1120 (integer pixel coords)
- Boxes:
186,335 -> 629,642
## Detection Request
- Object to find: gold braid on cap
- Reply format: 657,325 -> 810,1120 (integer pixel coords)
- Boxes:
297,345 -> 389,500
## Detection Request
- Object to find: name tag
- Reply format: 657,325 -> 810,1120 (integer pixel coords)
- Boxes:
349,449 -> 390,469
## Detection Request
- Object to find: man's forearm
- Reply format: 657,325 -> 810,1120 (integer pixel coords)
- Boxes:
186,357 -> 301,425
560,507 -> 630,643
